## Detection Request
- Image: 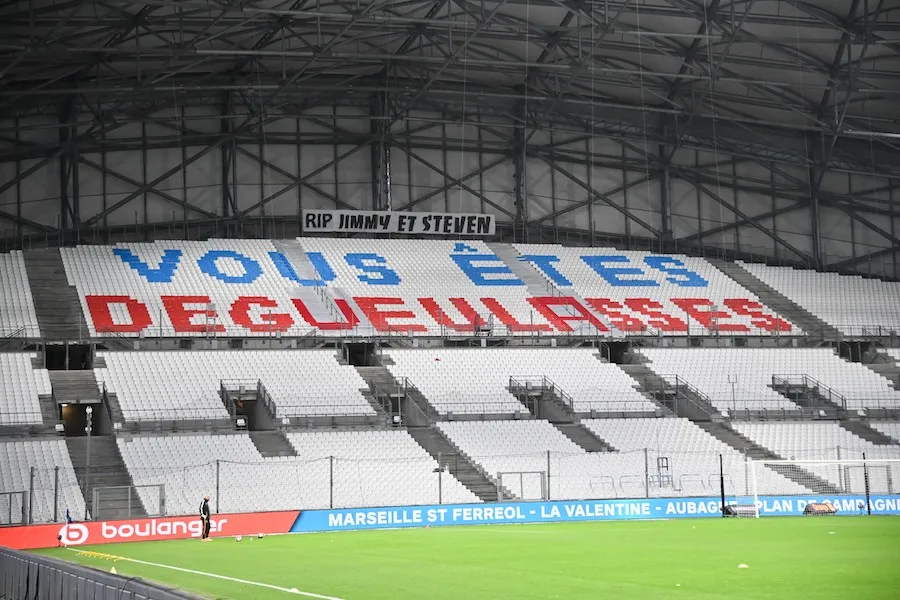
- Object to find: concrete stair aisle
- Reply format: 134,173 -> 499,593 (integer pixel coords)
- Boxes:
272,240 -> 374,333
407,426 -> 514,502
355,365 -> 440,422
553,423 -> 617,452
23,248 -> 89,341
486,243 -> 555,297
695,422 -> 842,494
707,259 -> 842,339
616,364 -> 678,417
49,371 -> 103,404
839,420 -> 899,446
488,243 -> 602,334
38,395 -> 59,427
66,436 -> 146,520
249,431 -> 298,457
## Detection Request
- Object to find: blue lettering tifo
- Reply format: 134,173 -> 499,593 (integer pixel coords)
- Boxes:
520,255 -> 572,286
453,243 -> 479,253
643,256 -> 708,287
451,253 -> 524,286
197,250 -> 262,284
112,248 -> 183,283
268,252 -> 336,286
344,253 -> 401,285
581,255 -> 658,287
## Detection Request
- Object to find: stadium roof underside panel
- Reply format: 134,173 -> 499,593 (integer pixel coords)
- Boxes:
0,0 -> 898,277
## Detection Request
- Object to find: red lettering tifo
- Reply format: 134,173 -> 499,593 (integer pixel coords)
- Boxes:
84,294 -> 791,337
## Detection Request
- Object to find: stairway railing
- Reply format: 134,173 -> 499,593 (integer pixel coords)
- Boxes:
772,374 -> 847,410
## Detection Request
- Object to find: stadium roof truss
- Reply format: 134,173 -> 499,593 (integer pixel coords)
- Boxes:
0,0 -> 899,276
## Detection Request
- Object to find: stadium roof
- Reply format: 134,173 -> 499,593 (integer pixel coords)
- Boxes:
0,0 -> 899,206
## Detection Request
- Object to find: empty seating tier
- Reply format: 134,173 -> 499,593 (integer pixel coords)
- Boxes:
732,422 -> 900,494
118,430 -> 476,515
0,353 -> 51,425
582,418 -> 808,497
437,420 -> 641,500
96,350 -> 373,422
0,251 -> 40,338
738,262 -> 900,335
386,348 -> 655,414
640,348 -> 900,415
0,439 -> 85,524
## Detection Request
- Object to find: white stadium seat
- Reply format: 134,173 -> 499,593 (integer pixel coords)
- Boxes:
96,350 -> 374,422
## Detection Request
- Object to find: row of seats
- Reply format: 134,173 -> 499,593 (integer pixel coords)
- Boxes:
738,262 -> 900,335
640,347 -> 900,414
0,439 -> 85,524
96,350 -> 374,422
117,430 -> 476,515
386,347 -> 655,414
732,421 -> 900,494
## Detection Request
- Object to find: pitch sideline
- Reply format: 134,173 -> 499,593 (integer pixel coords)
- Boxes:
69,547 -> 345,600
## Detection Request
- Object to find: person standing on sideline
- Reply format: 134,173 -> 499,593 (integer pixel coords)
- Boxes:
199,495 -> 211,541
66,508 -> 73,524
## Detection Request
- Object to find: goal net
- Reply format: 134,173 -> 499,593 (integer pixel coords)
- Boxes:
748,458 -> 900,518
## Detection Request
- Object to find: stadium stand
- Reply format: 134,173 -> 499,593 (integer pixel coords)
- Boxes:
117,430 -> 477,515
737,262 -> 900,335
512,244 -> 793,335
0,439 -> 85,524
386,347 -> 655,414
639,348 -> 900,415
95,350 -> 374,422
0,353 -> 52,425
436,420 -> 648,500
0,251 -> 41,338
582,418 -> 808,496
731,421 -> 900,493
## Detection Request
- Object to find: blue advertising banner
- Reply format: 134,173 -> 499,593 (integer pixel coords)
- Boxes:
289,495 -> 900,533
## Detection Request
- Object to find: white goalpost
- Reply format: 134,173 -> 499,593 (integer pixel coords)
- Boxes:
746,458 -> 900,518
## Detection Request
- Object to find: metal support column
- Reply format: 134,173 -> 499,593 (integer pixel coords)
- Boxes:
28,467 -> 35,524
370,89 -> 392,211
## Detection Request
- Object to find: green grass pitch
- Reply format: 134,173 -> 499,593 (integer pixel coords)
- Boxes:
39,517 -> 900,600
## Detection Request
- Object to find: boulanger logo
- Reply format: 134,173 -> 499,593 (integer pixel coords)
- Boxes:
58,523 -> 89,546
